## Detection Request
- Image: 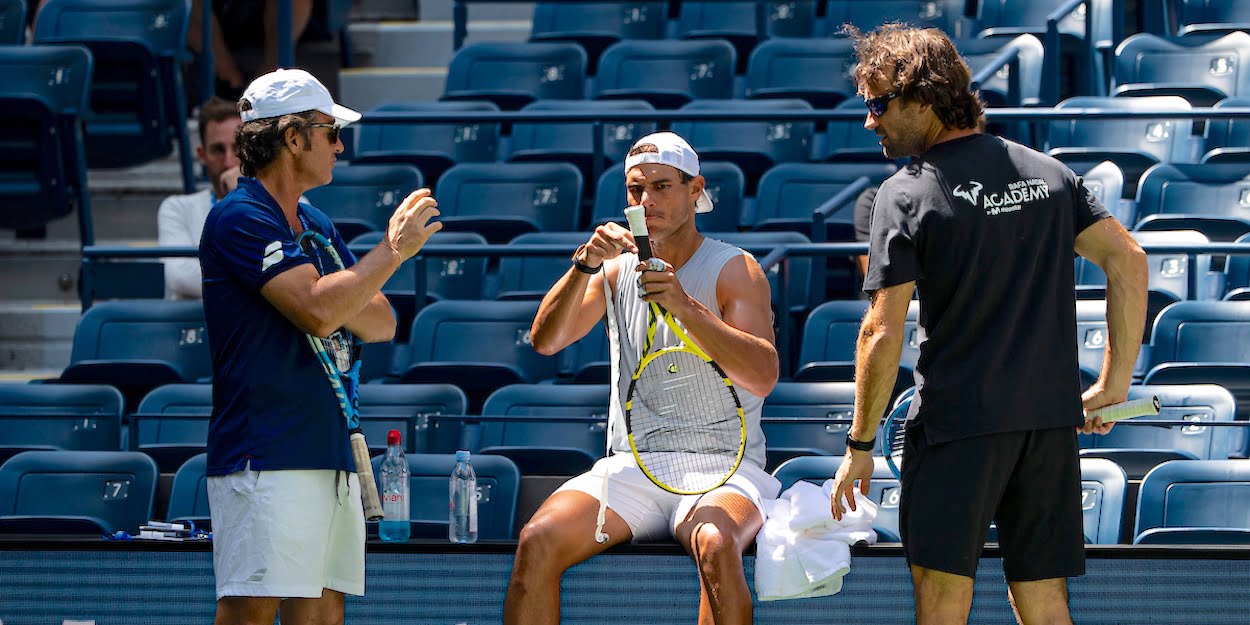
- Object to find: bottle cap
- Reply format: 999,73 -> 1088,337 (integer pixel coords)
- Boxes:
455,450 -> 470,462
387,429 -> 402,446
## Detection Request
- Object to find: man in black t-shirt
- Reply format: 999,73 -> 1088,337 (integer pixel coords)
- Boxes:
829,24 -> 1148,625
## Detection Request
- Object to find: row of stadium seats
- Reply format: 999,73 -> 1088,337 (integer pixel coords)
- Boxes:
4,378 -> 1246,478
2,446 -> 1246,545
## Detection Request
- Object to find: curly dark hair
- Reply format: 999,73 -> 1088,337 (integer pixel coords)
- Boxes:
233,108 -> 317,177
843,22 -> 984,131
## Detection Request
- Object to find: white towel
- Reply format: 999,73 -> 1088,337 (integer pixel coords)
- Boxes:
754,479 -> 878,601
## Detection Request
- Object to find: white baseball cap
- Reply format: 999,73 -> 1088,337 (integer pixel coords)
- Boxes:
624,132 -> 713,213
238,68 -> 362,127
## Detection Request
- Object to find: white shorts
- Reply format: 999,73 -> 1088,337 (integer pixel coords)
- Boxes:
556,453 -> 781,542
207,464 -> 366,600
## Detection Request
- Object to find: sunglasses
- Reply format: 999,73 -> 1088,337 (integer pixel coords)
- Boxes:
309,123 -> 341,144
865,91 -> 900,117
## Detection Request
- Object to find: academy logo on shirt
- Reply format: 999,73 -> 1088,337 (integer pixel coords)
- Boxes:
954,178 -> 1051,216
261,241 -> 284,271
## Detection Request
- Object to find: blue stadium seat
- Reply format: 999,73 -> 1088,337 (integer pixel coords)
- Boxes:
817,101 -> 891,163
1202,97 -> 1250,164
676,0 -> 815,74
441,42 -> 587,110
822,0 -> 967,37
770,455 -> 903,542
0,44 -> 92,235
1074,457 -> 1128,544
529,1 -> 666,71
0,383 -> 123,465
562,320 -> 610,384
433,162 -> 584,243
1160,0 -> 1250,38
1075,299 -> 1112,380
1047,96 -> 1197,196
1076,160 -> 1132,223
352,101 -> 500,188
750,163 -> 897,239
961,34 -> 1046,109
710,231 -> 815,316
595,39 -> 737,109
1111,32 -> 1250,107
165,452 -> 209,527
350,229 -> 489,307
744,38 -> 856,109
760,381 -> 855,469
970,0 -> 1117,100
358,383 -> 469,455
369,452 -> 520,539
496,232 -> 586,301
508,98 -> 657,186
132,383 -> 210,472
672,99 -> 815,191
34,0 -> 195,192
402,301 -> 561,412
0,450 -> 158,534
1143,365 -> 1250,441
60,300 -> 211,411
794,300 -> 919,402
1079,384 -> 1242,478
1134,459 -> 1250,544
301,163 -> 424,243
1075,230 -> 1223,301
1226,232 -> 1250,300
591,161 -> 746,232
1133,163 -> 1250,242
0,0 -> 23,44
1146,300 -> 1250,369
472,383 -> 609,474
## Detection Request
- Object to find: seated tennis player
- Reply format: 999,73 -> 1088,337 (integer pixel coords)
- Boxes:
503,132 -> 779,625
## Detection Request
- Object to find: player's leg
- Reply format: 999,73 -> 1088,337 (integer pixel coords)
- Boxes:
505,456 -> 652,625
278,590 -> 345,625
899,425 -> 1026,625
996,427 -> 1084,625
214,597 -> 281,625
672,463 -> 777,625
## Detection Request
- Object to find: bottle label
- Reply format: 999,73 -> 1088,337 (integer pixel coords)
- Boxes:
382,493 -> 405,504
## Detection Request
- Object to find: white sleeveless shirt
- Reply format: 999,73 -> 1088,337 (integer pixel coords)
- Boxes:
603,237 -> 768,469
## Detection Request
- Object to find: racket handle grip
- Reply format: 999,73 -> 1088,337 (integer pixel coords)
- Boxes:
624,205 -> 652,259
351,431 -> 385,521
1084,396 -> 1161,423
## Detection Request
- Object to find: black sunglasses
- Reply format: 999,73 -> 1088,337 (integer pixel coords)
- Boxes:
309,122 -> 341,144
865,91 -> 900,117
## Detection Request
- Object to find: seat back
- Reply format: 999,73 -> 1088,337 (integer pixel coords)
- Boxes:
797,300 -> 869,367
496,232 -> 588,300
131,383 -> 211,470
1171,0 -> 1250,37
1076,230 -> 1219,301
824,0 -> 966,37
709,231 -> 813,314
67,300 -> 211,381
1078,160 -> 1131,223
442,42 -> 587,110
165,452 -> 209,524
760,381 -> 856,465
1075,299 -> 1110,377
434,162 -> 584,242
1047,96 -> 1196,183
672,99 -> 815,186
301,164 -> 423,243
819,100 -> 891,163
370,452 -> 521,539
529,1 -> 666,66
0,450 -> 158,533
0,383 -> 123,462
353,101 -> 500,186
1112,32 -> 1250,106
1134,163 -> 1250,241
0,44 -> 92,231
676,1 -> 817,43
351,230 -> 489,303
1134,459 -> 1250,542
1076,457 -> 1127,544
595,39 -> 737,108
511,98 -> 656,169
358,384 -> 468,454
0,0 -> 23,44
1080,384 -> 1241,461
751,163 -> 897,234
744,38 -> 858,109
962,34 -> 1046,107
474,384 -> 610,472
1148,300 -> 1250,367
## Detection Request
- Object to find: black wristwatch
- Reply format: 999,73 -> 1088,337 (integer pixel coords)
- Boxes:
845,434 -> 875,452
571,244 -> 602,274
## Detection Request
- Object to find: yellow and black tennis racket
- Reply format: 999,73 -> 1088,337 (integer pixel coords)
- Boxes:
624,297 -> 748,495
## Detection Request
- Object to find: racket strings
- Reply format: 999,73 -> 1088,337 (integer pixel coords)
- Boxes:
631,349 -> 742,492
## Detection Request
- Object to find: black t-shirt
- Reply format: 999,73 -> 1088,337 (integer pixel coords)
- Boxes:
864,133 -> 1111,443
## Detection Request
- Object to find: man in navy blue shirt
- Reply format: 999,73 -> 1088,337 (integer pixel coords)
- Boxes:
829,25 -> 1147,625
200,68 -> 442,625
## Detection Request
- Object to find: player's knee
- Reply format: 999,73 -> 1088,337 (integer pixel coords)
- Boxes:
515,516 -> 569,569
691,522 -> 738,570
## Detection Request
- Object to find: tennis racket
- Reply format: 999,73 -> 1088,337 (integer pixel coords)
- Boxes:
622,207 -> 747,495
882,395 -> 1162,479
297,230 -> 385,521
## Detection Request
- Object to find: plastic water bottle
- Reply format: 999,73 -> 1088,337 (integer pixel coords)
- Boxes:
449,450 -> 478,544
379,429 -> 410,543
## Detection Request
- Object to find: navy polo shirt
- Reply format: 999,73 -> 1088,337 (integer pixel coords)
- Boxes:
200,177 -> 359,476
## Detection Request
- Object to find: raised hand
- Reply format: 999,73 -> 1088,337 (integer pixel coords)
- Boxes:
385,188 -> 443,261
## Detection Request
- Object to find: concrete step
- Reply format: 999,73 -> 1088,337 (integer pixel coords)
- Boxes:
348,19 -> 532,70
338,66 -> 450,110
0,300 -> 81,373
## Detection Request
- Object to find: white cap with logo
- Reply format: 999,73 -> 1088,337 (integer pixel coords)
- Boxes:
238,68 -> 362,127
623,131 -> 713,213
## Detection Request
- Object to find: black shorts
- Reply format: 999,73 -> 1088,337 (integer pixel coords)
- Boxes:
898,424 -> 1085,581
